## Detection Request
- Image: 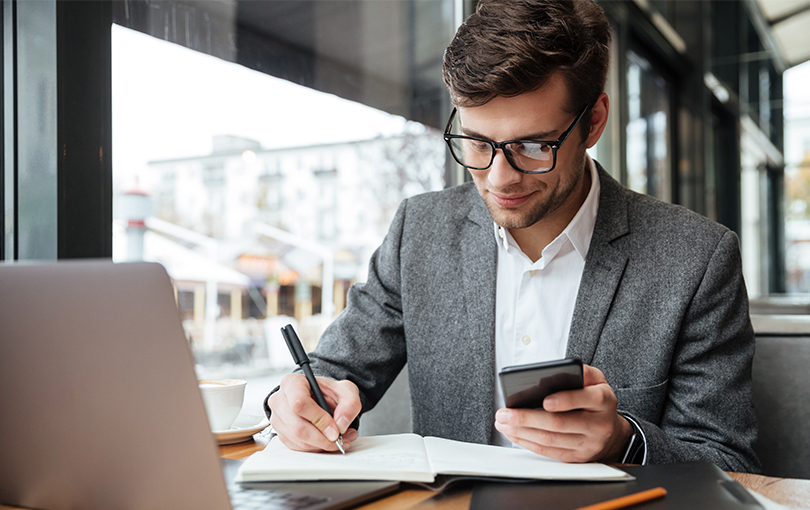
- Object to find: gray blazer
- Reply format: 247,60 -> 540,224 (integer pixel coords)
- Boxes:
306,164 -> 760,473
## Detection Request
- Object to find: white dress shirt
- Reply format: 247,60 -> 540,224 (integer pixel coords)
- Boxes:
492,156 -> 600,446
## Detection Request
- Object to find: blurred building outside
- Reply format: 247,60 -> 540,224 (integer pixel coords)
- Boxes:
114,130 -> 443,380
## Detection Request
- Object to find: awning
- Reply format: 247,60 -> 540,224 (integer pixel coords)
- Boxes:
756,0 -> 810,68
144,231 -> 251,290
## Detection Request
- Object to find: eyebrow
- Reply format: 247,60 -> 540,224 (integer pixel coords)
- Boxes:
460,127 -> 559,141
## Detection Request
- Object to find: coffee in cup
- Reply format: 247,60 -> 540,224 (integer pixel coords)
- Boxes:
198,379 -> 247,431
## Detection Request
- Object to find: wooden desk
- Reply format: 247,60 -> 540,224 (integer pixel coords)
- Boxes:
222,436 -> 468,510
2,438 -> 808,509
222,438 -> 810,509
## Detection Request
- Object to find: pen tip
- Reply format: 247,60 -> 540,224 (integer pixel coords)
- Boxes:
337,436 -> 345,455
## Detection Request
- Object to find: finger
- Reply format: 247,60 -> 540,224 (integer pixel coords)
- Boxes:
290,390 -> 342,443
494,417 -> 579,452
344,428 -> 359,442
272,408 -> 342,452
496,407 -> 556,429
506,433 -> 590,463
544,381 -> 615,413
269,390 -> 342,452
538,365 -> 606,412
496,421 -> 588,447
270,407 -> 328,452
497,407 -> 594,435
496,419 -> 605,462
318,378 -> 362,434
276,425 -> 348,453
495,407 -> 540,432
328,429 -> 358,452
272,374 -> 343,450
273,423 -> 324,452
495,411 -> 582,443
287,375 -> 346,441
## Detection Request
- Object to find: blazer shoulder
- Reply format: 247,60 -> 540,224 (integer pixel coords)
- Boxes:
400,182 -> 482,224
595,164 -> 730,249
624,188 -> 731,242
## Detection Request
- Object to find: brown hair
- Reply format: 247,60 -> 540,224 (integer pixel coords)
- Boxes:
442,0 -> 611,116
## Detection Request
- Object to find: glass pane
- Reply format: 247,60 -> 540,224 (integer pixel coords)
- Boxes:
587,28 -> 621,182
784,60 -> 810,293
112,16 -> 447,413
626,50 -> 672,201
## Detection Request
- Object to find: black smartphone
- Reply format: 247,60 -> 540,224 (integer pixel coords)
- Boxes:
499,358 -> 584,409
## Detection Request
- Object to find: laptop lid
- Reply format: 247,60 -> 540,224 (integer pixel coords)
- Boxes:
0,261 -> 231,510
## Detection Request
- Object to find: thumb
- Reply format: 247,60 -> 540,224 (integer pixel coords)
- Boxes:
582,363 -> 608,387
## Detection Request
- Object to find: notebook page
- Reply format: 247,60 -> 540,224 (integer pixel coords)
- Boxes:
423,437 -> 632,481
237,433 -> 435,482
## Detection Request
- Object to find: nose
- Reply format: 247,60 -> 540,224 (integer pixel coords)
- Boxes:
487,149 -> 522,190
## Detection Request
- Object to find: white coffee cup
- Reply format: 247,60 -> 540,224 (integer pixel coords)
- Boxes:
198,379 -> 247,431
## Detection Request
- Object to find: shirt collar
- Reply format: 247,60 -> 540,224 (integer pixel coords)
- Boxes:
562,154 -> 600,260
492,154 -> 601,261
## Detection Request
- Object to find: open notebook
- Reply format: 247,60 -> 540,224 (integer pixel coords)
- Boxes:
237,433 -> 632,484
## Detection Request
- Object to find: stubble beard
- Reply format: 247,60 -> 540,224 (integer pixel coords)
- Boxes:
476,150 -> 588,230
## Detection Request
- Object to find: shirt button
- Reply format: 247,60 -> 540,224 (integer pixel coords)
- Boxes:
521,335 -> 531,345
529,270 -> 537,276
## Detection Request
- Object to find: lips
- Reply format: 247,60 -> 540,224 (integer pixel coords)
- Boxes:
489,191 -> 534,208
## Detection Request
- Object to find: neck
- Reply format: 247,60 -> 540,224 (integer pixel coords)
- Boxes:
510,162 -> 592,262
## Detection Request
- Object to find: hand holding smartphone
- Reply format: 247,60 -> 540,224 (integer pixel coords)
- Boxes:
499,358 -> 584,409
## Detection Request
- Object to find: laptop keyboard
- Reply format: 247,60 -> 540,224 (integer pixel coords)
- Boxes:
229,484 -> 330,510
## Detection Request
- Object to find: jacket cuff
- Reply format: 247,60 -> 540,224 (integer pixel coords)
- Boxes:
619,412 -> 648,464
263,385 -> 280,420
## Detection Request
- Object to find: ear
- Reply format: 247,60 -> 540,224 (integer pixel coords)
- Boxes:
585,92 -> 609,149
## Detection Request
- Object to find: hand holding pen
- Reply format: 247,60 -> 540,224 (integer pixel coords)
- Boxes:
273,324 -> 361,453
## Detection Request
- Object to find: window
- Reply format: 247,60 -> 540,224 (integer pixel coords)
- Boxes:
625,49 -> 672,202
111,1 -> 460,411
784,61 -> 810,293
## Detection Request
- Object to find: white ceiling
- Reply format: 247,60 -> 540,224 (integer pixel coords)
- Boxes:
756,0 -> 810,68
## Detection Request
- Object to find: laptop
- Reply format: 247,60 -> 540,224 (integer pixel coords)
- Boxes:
0,260 -> 398,510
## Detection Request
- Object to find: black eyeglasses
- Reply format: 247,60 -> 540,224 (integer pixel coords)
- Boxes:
443,105 -> 588,174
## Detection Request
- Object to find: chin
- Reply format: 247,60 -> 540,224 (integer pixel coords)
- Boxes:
487,204 -> 544,230
496,216 -> 542,230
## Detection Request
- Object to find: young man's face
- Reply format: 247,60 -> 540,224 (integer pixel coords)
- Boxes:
457,73 -> 599,231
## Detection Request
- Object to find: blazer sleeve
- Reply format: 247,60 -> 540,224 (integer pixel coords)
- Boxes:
623,230 -> 760,473
296,198 -> 411,415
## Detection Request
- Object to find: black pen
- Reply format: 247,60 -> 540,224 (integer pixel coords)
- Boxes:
280,324 -> 345,454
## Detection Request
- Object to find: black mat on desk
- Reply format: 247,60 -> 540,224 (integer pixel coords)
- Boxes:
470,461 -> 762,510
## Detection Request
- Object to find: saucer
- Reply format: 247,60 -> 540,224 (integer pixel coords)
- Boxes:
213,413 -> 270,445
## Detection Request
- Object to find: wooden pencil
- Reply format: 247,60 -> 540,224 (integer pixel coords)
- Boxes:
573,487 -> 667,510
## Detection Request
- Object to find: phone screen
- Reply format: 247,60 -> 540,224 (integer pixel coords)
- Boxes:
499,358 -> 583,409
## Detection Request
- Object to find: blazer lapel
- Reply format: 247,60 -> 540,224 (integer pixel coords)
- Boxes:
460,192 -> 498,443
566,165 -> 630,365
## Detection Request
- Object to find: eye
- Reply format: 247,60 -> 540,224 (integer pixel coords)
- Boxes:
465,139 -> 491,152
513,142 -> 553,161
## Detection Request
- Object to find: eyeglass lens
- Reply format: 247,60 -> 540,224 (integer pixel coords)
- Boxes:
448,138 -> 554,172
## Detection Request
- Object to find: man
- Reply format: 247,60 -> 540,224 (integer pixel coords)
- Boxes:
266,0 -> 759,472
